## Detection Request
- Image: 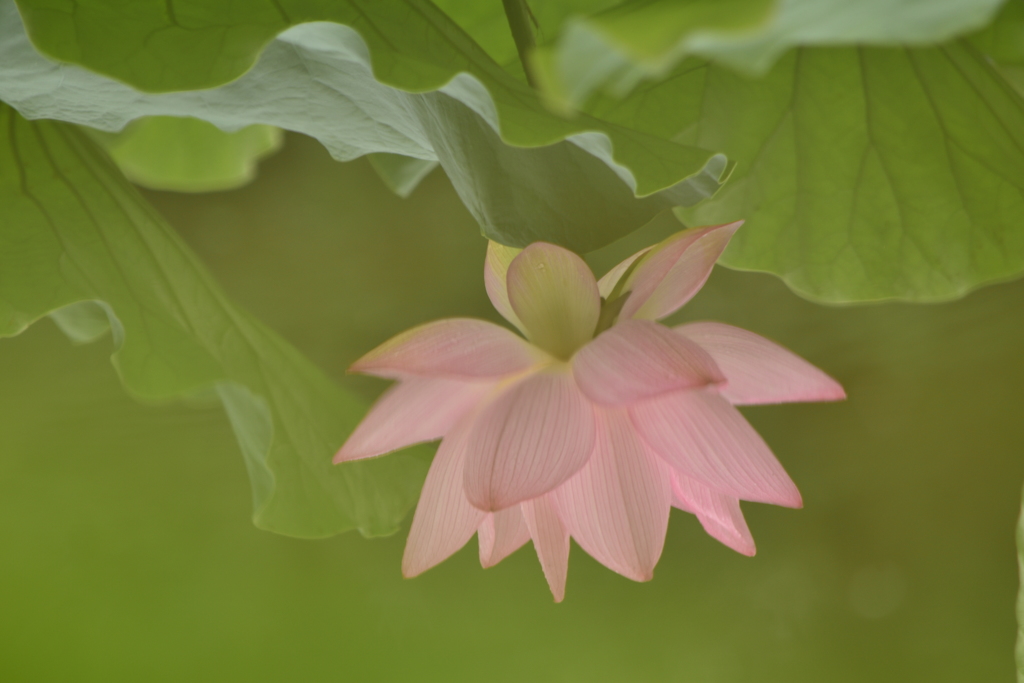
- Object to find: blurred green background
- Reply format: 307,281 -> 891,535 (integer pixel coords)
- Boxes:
1,133 -> 1021,682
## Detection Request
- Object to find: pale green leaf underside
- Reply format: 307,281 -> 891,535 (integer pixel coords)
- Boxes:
531,0 -> 1007,111
0,102 -> 428,539
0,1 -> 725,253
367,153 -> 439,199
85,117 -> 283,193
581,38 -> 1024,302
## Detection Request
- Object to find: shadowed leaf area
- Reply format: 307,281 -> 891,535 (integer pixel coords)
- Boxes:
0,103 -> 427,538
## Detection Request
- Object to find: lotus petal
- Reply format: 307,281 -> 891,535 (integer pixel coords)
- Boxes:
403,420 -> 486,578
478,506 -> 531,568
619,222 -> 742,321
676,322 -> 845,405
630,389 -> 802,508
351,318 -> 545,380
463,367 -> 596,511
335,377 -> 492,462
522,495 -> 570,602
573,319 -> 723,405
507,243 -> 600,359
553,410 -> 671,581
484,241 -> 526,333
671,470 -> 756,556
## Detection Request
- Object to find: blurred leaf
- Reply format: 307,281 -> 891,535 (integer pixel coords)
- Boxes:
432,0 -> 621,68
48,300 -> 112,344
85,117 -> 283,193
367,154 -> 439,198
0,4 -> 726,252
970,0 -> 1024,96
645,43 -> 1024,302
531,0 -> 1006,111
0,102 -> 427,538
531,0 -> 773,112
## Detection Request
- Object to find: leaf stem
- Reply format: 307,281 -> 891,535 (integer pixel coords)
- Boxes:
501,0 -> 539,88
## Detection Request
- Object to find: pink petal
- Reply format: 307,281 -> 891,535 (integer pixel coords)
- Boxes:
334,377 -> 493,462
671,470 -> 756,556
619,222 -> 742,322
629,389 -> 802,508
402,421 -> 486,578
463,367 -> 596,511
552,409 -> 671,581
484,241 -> 527,334
507,243 -> 601,359
522,495 -> 570,602
350,318 -> 545,380
572,319 -> 724,405
478,506 -> 531,568
597,248 -> 651,299
675,322 -> 846,405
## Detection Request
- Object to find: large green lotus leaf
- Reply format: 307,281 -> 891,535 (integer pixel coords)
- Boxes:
0,102 -> 428,539
531,0 -> 1007,111
86,117 -> 283,192
583,40 -> 1024,302
0,2 -> 726,252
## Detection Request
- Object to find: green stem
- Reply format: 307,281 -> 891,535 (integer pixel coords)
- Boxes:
502,0 -> 539,88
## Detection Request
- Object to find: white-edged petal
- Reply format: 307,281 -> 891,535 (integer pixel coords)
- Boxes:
463,367 -> 597,511
350,318 -> 546,380
675,322 -> 846,405
553,409 -> 671,581
522,495 -> 570,602
507,243 -> 601,359
402,420 -> 486,578
572,319 -> 724,405
630,389 -> 802,508
335,377 -> 492,462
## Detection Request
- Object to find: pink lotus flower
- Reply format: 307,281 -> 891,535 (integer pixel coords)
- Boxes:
335,222 -> 844,601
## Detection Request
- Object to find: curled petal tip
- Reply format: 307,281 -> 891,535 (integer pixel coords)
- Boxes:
620,222 -> 744,321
